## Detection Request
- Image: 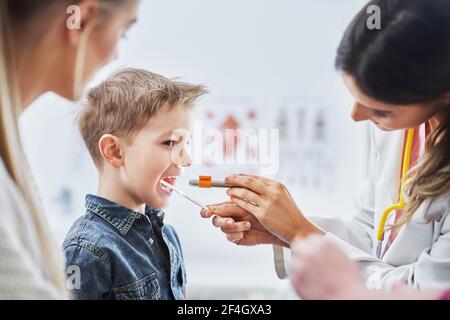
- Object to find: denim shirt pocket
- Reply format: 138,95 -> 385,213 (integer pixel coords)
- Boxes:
112,273 -> 161,300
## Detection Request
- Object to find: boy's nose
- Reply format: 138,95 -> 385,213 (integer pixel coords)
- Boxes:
351,102 -> 371,122
181,154 -> 193,168
175,147 -> 192,168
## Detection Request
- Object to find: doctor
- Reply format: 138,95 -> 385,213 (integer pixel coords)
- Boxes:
201,0 -> 450,291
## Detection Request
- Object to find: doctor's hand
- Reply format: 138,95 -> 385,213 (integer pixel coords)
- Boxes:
224,174 -> 324,244
201,201 -> 289,247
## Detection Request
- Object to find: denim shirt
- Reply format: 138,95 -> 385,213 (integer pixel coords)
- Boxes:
63,194 -> 186,300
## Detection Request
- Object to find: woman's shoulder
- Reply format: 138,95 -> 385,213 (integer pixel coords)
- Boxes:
0,158 -> 42,241
425,189 -> 450,222
0,157 -> 16,197
0,158 -> 60,299
0,158 -> 29,226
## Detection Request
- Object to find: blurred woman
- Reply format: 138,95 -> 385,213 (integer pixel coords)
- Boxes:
0,0 -> 140,299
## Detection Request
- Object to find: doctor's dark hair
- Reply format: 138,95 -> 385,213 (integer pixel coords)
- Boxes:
335,0 -> 450,225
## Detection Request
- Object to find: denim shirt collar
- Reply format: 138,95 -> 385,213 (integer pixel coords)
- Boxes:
85,194 -> 165,236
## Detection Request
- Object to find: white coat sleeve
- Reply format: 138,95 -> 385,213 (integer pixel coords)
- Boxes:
272,172 -> 376,279
276,209 -> 450,292
273,128 -> 376,279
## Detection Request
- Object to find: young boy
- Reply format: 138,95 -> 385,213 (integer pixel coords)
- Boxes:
63,68 -> 206,300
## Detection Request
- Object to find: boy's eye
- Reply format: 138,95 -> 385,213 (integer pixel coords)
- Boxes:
163,140 -> 179,147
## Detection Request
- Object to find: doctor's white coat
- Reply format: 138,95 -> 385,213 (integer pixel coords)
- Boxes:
274,125 -> 450,291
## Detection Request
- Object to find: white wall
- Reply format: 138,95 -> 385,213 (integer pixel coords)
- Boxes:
21,0 -> 369,299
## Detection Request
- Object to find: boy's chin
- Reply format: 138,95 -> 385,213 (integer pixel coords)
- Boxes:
147,197 -> 170,209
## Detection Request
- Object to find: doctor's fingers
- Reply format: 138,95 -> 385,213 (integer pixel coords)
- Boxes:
229,196 -> 264,221
225,174 -> 269,192
226,232 -> 244,243
220,221 -> 252,233
208,202 -> 250,219
226,187 -> 266,208
200,201 -> 233,218
228,173 -> 275,186
212,216 -> 251,231
212,216 -> 236,228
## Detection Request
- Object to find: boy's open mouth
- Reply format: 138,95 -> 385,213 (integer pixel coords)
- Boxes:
160,176 -> 179,194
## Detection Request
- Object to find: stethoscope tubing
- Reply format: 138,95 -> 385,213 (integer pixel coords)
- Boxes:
376,128 -> 415,258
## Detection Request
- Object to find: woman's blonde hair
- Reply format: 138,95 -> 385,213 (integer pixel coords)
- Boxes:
401,112 -> 450,225
0,1 -> 69,297
0,0 -> 128,298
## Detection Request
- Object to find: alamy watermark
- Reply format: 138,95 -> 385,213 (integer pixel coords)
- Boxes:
66,265 -> 81,290
367,5 -> 381,30
66,5 -> 81,30
67,3 -> 382,31
169,121 -> 280,176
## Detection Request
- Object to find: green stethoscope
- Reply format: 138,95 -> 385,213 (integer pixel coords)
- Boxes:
376,128 -> 415,259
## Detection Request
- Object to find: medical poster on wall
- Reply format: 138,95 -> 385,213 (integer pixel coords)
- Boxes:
189,99 -> 262,180
275,98 -> 337,192
189,97 -> 338,193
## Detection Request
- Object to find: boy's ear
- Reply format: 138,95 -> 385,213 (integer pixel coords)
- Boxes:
98,134 -> 124,168
66,0 -> 102,46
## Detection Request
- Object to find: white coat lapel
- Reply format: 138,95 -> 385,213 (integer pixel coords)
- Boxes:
371,128 -> 405,254
378,129 -> 405,205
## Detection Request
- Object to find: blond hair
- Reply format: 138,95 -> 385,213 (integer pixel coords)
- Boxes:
79,68 -> 206,166
399,112 -> 450,226
0,1 -> 68,297
0,0 -> 130,298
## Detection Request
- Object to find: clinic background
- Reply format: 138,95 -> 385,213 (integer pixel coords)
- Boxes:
20,0 -> 369,299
